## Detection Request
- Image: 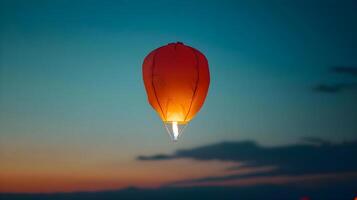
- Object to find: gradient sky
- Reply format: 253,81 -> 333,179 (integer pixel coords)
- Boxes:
1,0 -> 357,193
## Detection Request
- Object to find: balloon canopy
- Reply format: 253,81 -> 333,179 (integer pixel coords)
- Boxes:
142,42 -> 210,141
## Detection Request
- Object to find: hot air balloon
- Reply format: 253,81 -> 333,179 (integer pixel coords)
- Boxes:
142,42 -> 210,141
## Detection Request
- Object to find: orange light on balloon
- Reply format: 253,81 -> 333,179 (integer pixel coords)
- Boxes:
142,42 -> 210,141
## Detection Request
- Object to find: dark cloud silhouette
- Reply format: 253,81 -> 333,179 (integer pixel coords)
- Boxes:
313,83 -> 357,93
313,84 -> 344,93
300,137 -> 332,145
312,66 -> 357,93
2,182 -> 357,200
137,154 -> 172,161
331,66 -> 357,76
169,171 -> 357,186
138,140 -> 357,185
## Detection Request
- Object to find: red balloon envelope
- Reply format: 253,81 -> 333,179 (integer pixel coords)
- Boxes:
142,42 -> 210,141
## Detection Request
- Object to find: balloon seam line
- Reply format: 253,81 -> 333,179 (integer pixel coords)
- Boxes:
184,47 -> 200,122
151,50 -> 167,121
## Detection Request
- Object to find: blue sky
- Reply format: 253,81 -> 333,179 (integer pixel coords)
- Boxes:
0,0 -> 357,193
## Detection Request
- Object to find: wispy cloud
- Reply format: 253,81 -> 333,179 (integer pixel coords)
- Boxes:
137,154 -> 173,161
313,66 -> 357,93
313,83 -> 357,93
331,66 -> 357,76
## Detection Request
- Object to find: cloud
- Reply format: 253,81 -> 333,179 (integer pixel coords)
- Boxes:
300,137 -> 332,145
137,154 -> 173,161
313,83 -> 357,93
137,140 -> 357,185
312,66 -> 357,93
2,182 -> 357,200
331,66 -> 357,76
138,141 -> 262,162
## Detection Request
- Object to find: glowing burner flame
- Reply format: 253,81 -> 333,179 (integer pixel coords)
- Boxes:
172,121 -> 179,141
164,121 -> 187,142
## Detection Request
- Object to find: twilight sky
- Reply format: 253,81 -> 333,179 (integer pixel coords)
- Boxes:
1,0 -> 357,194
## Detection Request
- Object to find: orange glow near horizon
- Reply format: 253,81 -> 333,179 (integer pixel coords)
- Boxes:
0,159 -> 235,193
